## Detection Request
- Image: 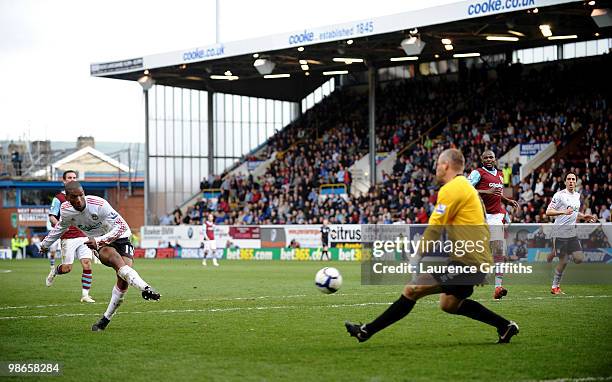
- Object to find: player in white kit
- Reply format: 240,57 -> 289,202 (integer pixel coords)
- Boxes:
545,173 -> 597,295
40,181 -> 161,331
202,214 -> 219,266
46,170 -> 95,303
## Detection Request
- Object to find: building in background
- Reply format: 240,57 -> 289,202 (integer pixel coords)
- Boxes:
0,138 -> 144,246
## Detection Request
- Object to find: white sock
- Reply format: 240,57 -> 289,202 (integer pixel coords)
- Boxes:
103,286 -> 126,320
552,269 -> 563,288
117,265 -> 148,291
213,258 -> 219,266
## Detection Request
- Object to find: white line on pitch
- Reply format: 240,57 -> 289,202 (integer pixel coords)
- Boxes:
1,295 -> 612,321
0,302 -> 85,311
0,302 -> 391,320
0,293 -> 610,312
0,292 -> 398,310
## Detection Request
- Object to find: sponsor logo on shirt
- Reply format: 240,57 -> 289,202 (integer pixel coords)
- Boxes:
78,222 -> 103,231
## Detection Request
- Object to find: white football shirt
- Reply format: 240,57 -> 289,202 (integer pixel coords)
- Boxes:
42,195 -> 131,248
547,189 -> 581,238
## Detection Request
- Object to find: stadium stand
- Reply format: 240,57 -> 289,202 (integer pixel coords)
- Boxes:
170,54 -> 610,225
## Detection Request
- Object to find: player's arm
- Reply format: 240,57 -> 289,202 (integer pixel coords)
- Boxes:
501,194 -> 520,209
467,170 -> 481,187
545,207 -> 573,217
40,214 -> 71,253
577,211 -> 598,223
49,215 -> 59,227
90,200 -> 129,249
545,194 -> 572,217
468,170 -> 500,195
48,197 -> 61,227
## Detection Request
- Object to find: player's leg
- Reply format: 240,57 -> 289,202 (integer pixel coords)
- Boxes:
321,245 -> 329,260
95,244 -> 160,300
552,238 -> 582,294
569,237 -> 584,264
79,258 -> 94,302
488,214 -> 508,299
76,239 -> 95,302
49,249 -> 56,270
551,238 -> 570,294
345,274 -> 442,342
46,245 -> 57,285
46,240 -> 73,287
211,241 -> 219,266
48,240 -> 60,269
45,240 -> 60,286
440,289 -> 518,343
491,240 -> 508,299
551,254 -> 568,294
546,237 -> 558,263
202,242 -> 209,266
571,251 -> 584,264
92,259 -> 130,331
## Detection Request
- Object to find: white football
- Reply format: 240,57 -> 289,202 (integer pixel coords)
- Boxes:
315,267 -> 342,294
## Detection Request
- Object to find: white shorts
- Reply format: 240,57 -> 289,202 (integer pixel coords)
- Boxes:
486,213 -> 505,241
60,237 -> 94,264
49,240 -> 61,253
203,240 -> 217,252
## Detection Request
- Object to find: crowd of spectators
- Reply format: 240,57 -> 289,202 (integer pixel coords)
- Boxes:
513,122 -> 611,223
386,57 -> 610,223
162,55 -> 610,226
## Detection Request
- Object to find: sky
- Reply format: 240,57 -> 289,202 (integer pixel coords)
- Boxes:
0,0 -> 457,143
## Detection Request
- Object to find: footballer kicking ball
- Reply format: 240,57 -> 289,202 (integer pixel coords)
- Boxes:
315,267 -> 342,294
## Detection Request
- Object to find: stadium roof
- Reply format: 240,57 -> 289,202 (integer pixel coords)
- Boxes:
0,180 -> 143,189
91,0 -> 611,102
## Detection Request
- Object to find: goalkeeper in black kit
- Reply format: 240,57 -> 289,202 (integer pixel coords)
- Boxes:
321,219 -> 331,261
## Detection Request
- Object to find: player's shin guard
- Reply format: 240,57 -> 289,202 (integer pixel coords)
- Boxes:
103,285 -> 126,320
82,269 -> 92,296
365,294 -> 416,335
455,299 -> 509,331
117,265 -> 148,291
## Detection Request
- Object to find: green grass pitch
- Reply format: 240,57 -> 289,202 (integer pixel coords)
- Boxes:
1,259 -> 611,381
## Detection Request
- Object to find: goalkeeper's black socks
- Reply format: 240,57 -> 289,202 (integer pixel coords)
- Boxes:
455,298 -> 509,331
365,294 -> 416,335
